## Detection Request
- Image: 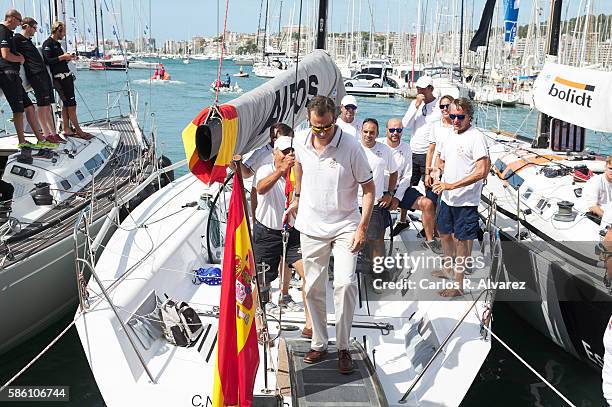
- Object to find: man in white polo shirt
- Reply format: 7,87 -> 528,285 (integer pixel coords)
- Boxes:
253,132 -> 312,336
432,98 -> 490,297
402,75 -> 440,187
335,94 -> 361,138
359,118 -> 398,264
291,96 -> 374,374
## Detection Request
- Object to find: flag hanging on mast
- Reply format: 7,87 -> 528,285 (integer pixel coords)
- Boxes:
469,0 -> 497,52
212,171 -> 259,407
504,0 -> 520,45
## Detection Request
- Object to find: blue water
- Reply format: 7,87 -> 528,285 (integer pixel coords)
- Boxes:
0,58 -> 606,406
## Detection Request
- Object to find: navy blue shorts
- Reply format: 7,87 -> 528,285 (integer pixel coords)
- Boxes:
436,201 -> 480,241
399,187 -> 423,211
425,188 -> 440,206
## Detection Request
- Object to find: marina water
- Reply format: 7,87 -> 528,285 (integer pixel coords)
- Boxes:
0,58 -> 606,406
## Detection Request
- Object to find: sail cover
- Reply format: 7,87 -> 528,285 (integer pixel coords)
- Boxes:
503,0 -> 520,45
533,62 -> 612,133
182,49 -> 346,184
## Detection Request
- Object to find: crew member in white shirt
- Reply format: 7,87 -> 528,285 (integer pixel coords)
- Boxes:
432,98 -> 490,297
425,95 -> 455,198
402,75 -> 440,186
254,131 -> 312,336
291,96 -> 374,374
234,123 -> 282,216
335,95 -> 362,138
377,118 -> 412,235
359,118 -> 398,264
583,156 -> 612,218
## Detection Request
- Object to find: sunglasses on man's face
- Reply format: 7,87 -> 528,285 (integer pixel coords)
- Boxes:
344,104 -> 357,111
388,128 -> 403,134
311,123 -> 334,133
281,148 -> 294,155
449,114 -> 467,121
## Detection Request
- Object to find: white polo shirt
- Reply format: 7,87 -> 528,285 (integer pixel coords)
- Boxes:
359,141 -> 397,205
243,144 -> 273,175
583,173 -> 612,210
439,126 -> 489,207
294,127 -> 373,238
254,163 -> 290,230
377,137 -> 412,200
429,120 -> 454,160
336,117 -> 362,139
401,98 -> 440,154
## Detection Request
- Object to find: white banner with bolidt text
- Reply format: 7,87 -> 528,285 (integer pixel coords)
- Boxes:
533,62 -> 612,134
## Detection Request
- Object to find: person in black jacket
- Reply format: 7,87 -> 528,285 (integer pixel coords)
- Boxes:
16,17 -> 63,144
42,21 -> 91,140
0,9 -> 52,148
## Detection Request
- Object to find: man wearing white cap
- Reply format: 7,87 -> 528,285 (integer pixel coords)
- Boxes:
401,75 -> 440,187
336,95 -> 361,139
253,130 -> 312,335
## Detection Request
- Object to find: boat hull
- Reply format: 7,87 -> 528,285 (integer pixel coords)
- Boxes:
494,229 -> 610,371
0,219 -> 107,355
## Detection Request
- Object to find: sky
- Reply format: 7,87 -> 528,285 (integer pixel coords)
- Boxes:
3,0 -> 612,42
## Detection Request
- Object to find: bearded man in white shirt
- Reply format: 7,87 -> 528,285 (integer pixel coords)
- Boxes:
402,75 -> 440,187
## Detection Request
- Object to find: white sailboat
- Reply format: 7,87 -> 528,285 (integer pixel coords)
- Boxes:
74,49 -> 494,407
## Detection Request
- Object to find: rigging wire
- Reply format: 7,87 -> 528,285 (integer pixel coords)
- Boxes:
214,0 -> 231,104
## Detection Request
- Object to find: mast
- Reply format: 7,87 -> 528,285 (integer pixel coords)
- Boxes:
315,0 -> 328,50
459,0 -> 464,78
533,0 -> 563,148
262,0 -> 269,58
93,0 -> 100,57
99,1 -> 105,57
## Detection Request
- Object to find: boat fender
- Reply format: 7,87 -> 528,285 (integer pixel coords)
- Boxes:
160,297 -> 204,347
192,266 -> 221,285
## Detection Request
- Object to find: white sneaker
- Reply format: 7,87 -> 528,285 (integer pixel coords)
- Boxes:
265,302 -> 279,314
279,295 -> 303,312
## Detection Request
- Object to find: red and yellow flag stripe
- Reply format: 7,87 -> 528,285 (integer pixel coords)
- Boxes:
181,105 -> 239,185
213,172 -> 259,407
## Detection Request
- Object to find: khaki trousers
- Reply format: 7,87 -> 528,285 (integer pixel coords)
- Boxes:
300,231 -> 358,351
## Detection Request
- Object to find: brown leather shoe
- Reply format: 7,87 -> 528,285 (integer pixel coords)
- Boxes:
301,327 -> 312,339
303,349 -> 327,364
338,349 -> 354,374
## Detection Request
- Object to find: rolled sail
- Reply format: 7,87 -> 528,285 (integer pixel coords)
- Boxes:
533,62 -> 612,133
182,49 -> 346,184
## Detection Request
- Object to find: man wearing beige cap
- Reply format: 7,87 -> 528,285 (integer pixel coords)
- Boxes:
395,75 -> 440,235
336,94 -> 361,139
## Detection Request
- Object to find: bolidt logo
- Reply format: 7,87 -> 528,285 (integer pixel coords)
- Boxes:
548,76 -> 595,108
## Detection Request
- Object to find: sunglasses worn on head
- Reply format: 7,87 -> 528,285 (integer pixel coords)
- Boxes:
388,128 -> 403,134
440,104 -> 450,110
311,123 -> 334,133
449,114 -> 467,121
344,104 -> 357,111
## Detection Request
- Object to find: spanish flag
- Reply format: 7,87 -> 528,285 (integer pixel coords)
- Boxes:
182,105 -> 239,185
212,172 -> 259,407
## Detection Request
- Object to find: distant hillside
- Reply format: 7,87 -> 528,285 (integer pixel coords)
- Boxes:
517,13 -> 612,41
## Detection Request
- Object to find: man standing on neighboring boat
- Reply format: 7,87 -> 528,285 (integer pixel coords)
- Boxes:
432,98 -> 490,297
358,118 -> 398,265
291,95 -> 375,374
0,9 -> 53,149
43,21 -> 92,140
335,95 -> 361,139
15,17 -> 63,145
401,75 -> 440,185
253,131 -> 312,336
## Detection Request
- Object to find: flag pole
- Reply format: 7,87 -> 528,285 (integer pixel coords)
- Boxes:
232,155 -> 271,394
